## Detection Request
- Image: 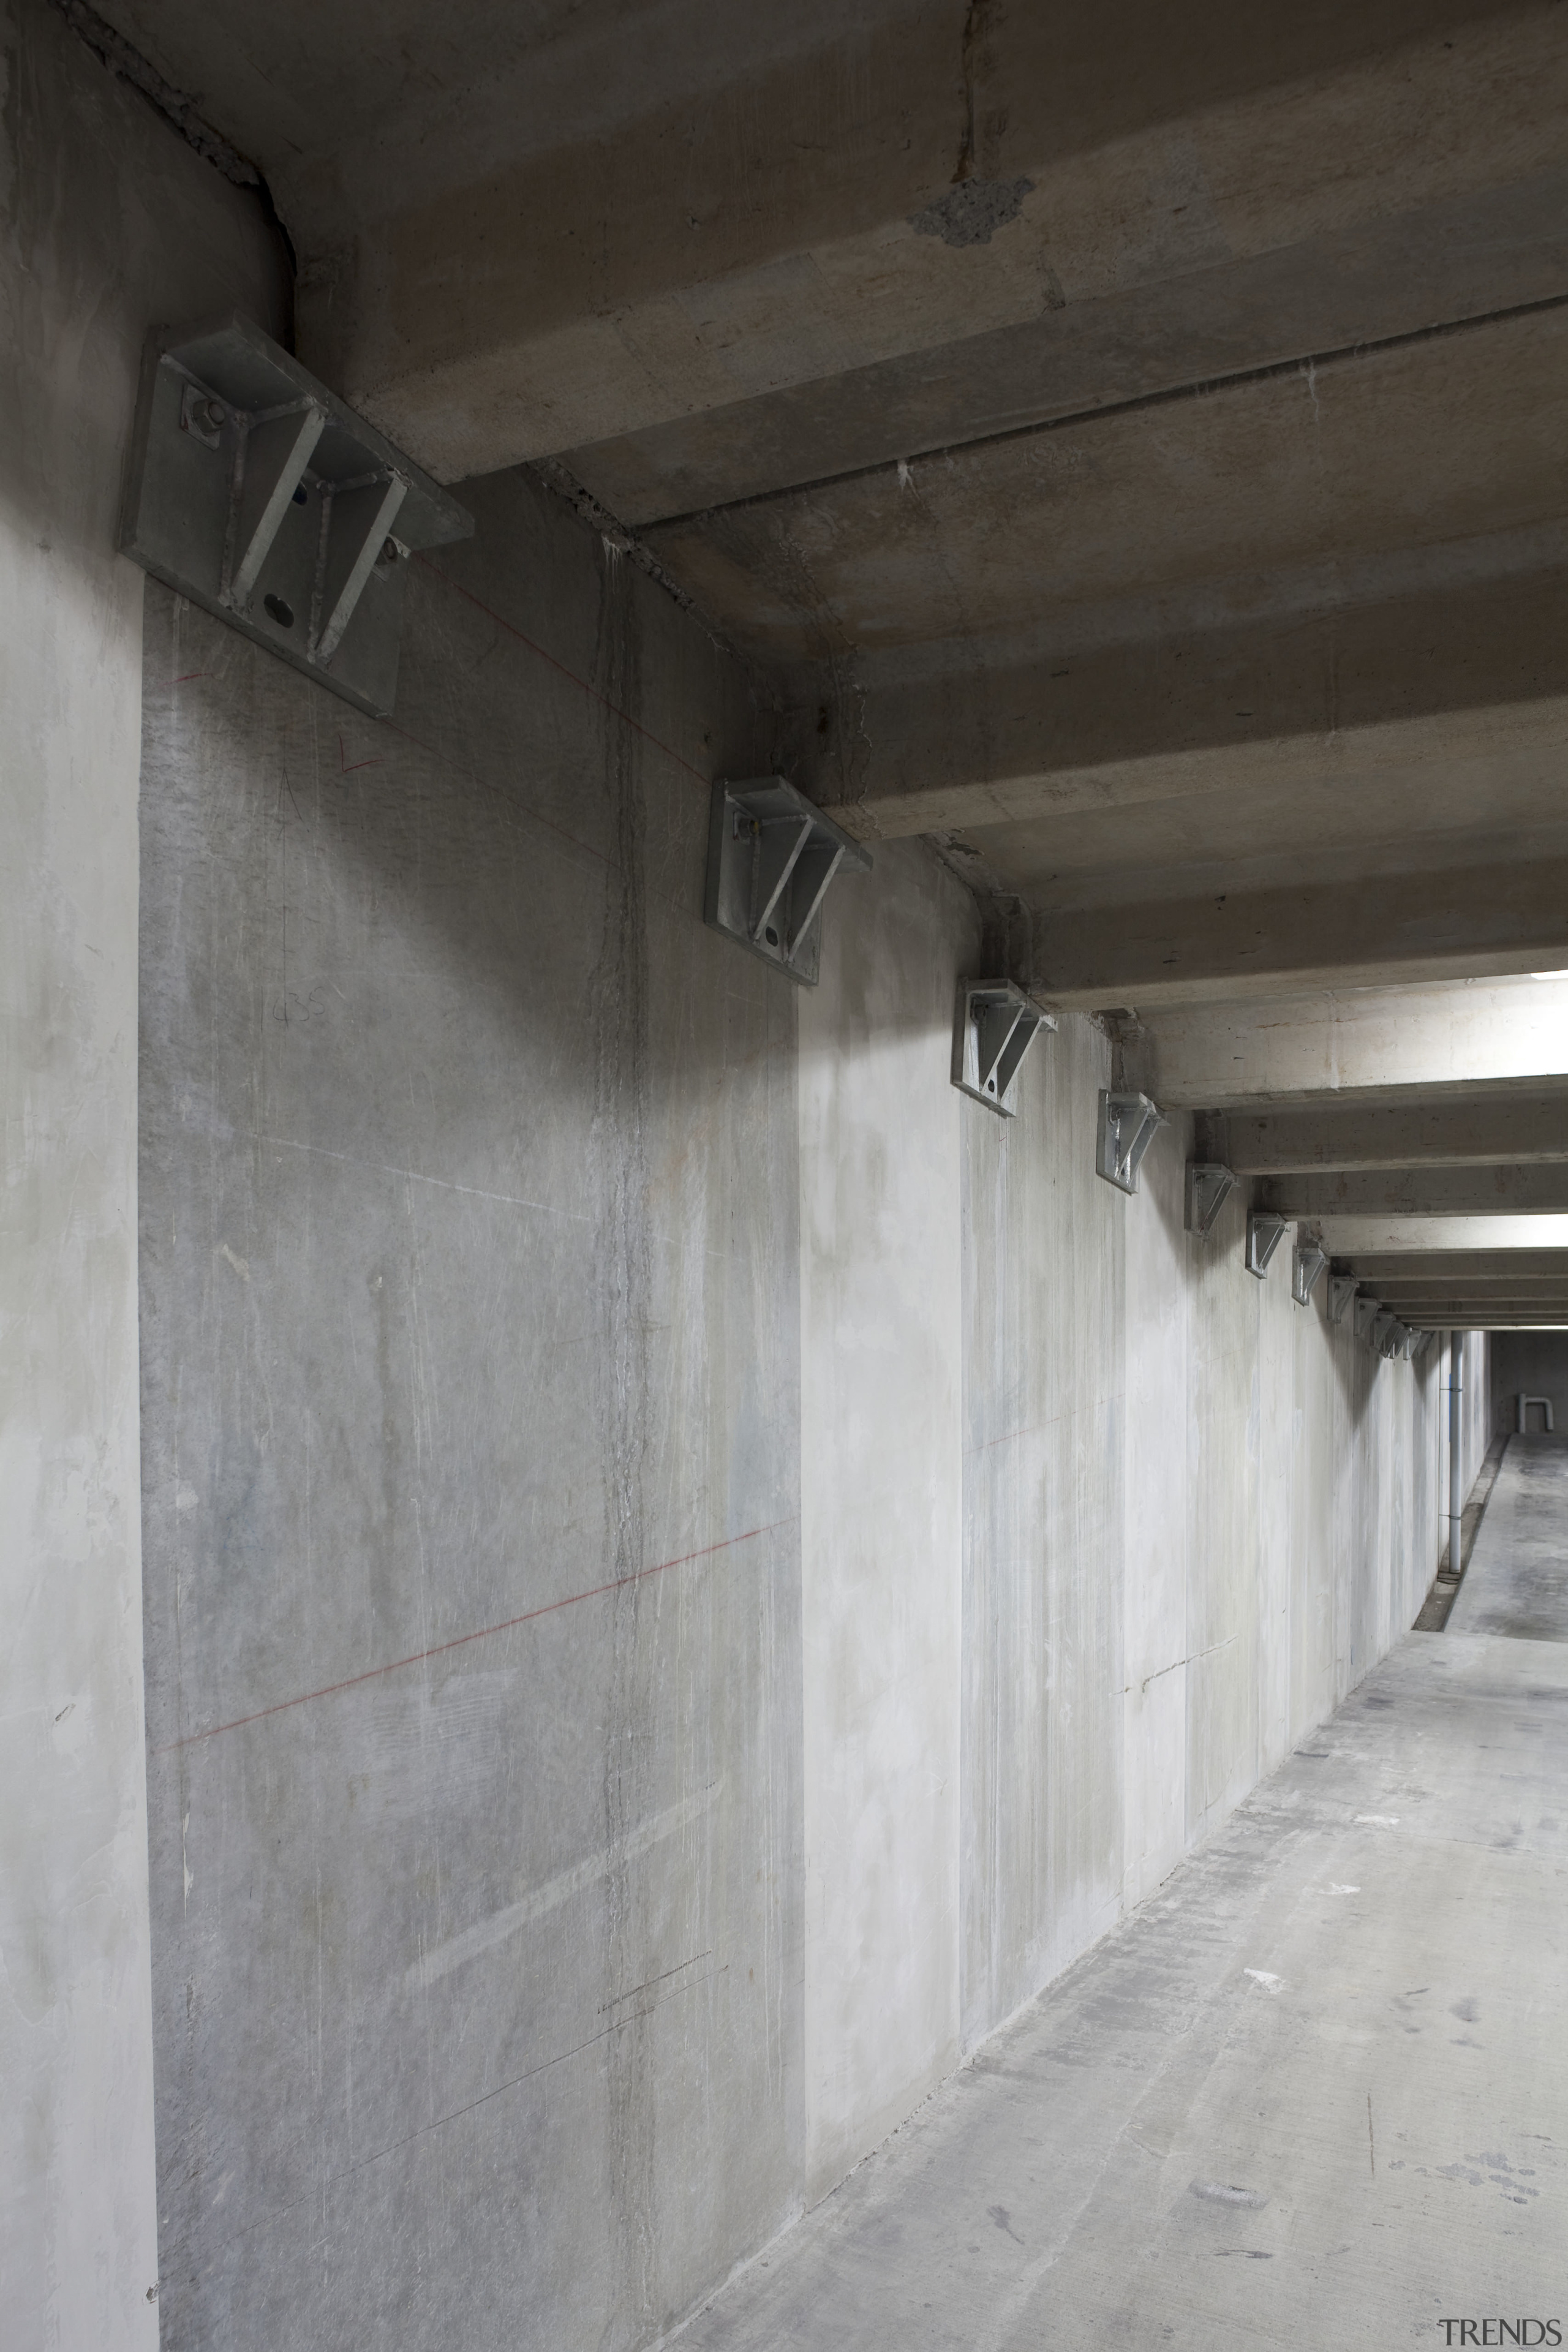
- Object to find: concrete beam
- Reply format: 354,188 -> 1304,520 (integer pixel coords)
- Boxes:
1219,1094 -> 1568,1175
1262,1167 -> 1568,1219
570,184 -> 1568,522
1375,1309 -> 1568,1331
1030,855 -> 1568,1012
1365,1284 -> 1568,1304
1316,1216 -> 1568,1256
1340,1253 -> 1568,1283
1392,1317 -> 1561,1336
745,472 -> 1568,839
1118,978 -> 1568,1112
238,0 -> 1568,483
1362,1275 -> 1568,1290
1373,1308 -> 1568,1326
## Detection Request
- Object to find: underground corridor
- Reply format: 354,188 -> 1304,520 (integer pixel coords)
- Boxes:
6,4 -> 1568,2348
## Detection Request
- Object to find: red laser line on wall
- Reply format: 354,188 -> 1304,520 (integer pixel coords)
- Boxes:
157,1518 -> 790,1754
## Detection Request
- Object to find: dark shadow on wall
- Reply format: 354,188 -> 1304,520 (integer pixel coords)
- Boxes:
1490,1330 -> 1568,1439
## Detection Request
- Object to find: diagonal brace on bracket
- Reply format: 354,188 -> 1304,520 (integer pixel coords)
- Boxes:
1292,1237 -> 1329,1307
1373,1311 -> 1408,1359
1327,1273 -> 1359,1325
225,401 -> 326,609
952,981 -> 1056,1115
1097,1091 -> 1163,1194
121,312 -> 471,718
1185,1161 -> 1236,1237
315,474 -> 409,661
704,777 -> 872,986
1246,1211 -> 1291,1278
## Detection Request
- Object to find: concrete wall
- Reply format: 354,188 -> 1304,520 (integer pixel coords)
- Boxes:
0,7 -> 287,2345
133,443 -> 1454,2350
137,480 -> 799,2352
799,846 -> 970,2201
137,412 -> 1460,2352
6,9 -> 1461,2345
959,1049 -> 1450,2046
1490,1331 -> 1568,1436
1464,1331 -> 1491,1488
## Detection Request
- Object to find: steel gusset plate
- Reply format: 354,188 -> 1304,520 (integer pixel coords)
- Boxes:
121,311 -> 472,718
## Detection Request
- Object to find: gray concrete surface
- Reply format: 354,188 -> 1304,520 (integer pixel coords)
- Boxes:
0,6 -> 288,2345
10,6 -> 1568,2350
94,4 -> 1568,484
134,448 -> 1458,2350
680,1630 -> 1568,2352
1448,1437 -> 1568,1642
137,473 -> 797,2352
1122,978 -> 1568,1113
87,0 -> 1568,1015
1491,1334 -> 1568,1443
1223,1093 -> 1568,1175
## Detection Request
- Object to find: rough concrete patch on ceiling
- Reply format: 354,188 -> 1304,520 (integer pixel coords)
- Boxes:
910,176 -> 1035,248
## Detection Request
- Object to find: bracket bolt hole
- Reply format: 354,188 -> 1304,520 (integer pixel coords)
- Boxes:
263,593 -> 295,629
764,925 -> 779,947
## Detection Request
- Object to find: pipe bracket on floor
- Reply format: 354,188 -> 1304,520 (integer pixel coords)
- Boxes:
1185,1161 -> 1235,1237
951,981 -> 1055,1115
1518,1392 -> 1556,1431
1246,1210 -> 1290,1278
1097,1091 -> 1163,1194
704,777 -> 872,986
120,312 -> 473,718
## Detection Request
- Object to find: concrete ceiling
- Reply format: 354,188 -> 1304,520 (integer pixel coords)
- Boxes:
87,0 -> 1568,1310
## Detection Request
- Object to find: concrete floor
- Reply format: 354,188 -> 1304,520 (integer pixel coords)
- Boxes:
679,1632 -> 1568,2351
1449,1435 -> 1568,1644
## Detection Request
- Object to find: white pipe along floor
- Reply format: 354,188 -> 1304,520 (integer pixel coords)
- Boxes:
680,1637 -> 1568,2346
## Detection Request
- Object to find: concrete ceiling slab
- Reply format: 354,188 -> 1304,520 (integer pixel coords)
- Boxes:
1340,1252 -> 1568,1279
1318,1216 -> 1568,1251
641,307 -> 1568,667
78,0 -> 1568,1042
1120,978 -> 1568,1110
1263,1165 -> 1568,1216
1219,1095 -> 1568,1175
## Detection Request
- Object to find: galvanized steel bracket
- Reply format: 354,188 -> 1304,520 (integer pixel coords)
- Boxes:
1353,1294 -> 1382,1343
1246,1211 -> 1290,1278
121,312 -> 472,717
1292,1237 -> 1329,1306
1373,1311 -> 1406,1359
1096,1091 -> 1163,1194
1327,1273 -> 1359,1325
704,777 -> 872,986
951,981 -> 1056,1115
1185,1161 -> 1236,1237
